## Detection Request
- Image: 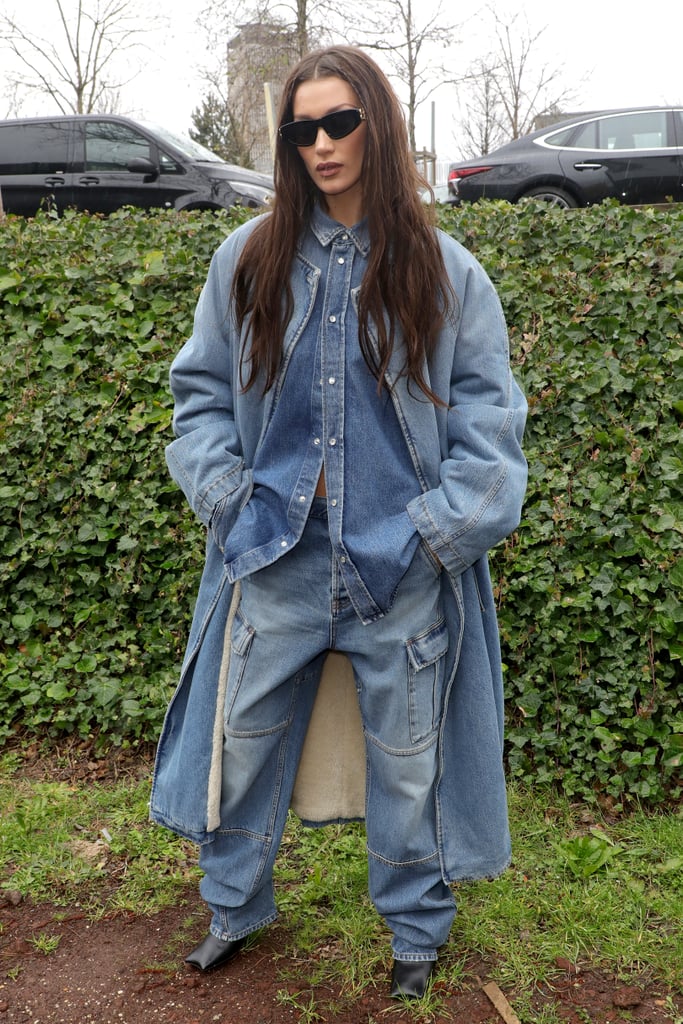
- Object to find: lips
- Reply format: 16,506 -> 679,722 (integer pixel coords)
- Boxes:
316,162 -> 342,177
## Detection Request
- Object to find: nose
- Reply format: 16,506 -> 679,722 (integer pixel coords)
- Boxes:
314,126 -> 333,151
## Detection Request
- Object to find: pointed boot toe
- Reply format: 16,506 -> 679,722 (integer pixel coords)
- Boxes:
390,958 -> 436,999
184,933 -> 247,972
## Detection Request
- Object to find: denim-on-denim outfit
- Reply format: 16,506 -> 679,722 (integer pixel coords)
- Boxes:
150,206 -> 528,962
222,209 -> 422,620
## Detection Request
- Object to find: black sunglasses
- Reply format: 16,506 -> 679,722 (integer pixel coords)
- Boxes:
279,107 -> 366,147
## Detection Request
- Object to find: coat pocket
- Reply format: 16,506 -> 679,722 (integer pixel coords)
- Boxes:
406,617 -> 449,744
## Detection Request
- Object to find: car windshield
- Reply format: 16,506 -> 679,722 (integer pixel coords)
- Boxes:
139,122 -> 223,163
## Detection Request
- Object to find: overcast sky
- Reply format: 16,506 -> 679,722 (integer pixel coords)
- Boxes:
4,0 -> 682,164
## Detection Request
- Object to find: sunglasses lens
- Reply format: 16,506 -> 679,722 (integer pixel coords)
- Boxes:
280,122 -> 317,146
280,109 -> 364,146
324,110 -> 361,139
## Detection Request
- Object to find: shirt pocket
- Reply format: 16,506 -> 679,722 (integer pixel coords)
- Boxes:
406,617 -> 449,744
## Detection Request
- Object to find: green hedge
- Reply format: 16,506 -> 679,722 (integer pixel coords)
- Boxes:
1,202 -> 681,806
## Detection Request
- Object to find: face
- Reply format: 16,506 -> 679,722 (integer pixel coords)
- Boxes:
291,75 -> 367,225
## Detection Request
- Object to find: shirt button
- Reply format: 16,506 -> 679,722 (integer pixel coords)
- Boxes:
299,495 -> 306,502
341,233 -> 348,240
329,315 -> 337,323
281,540 -> 288,548
328,438 -> 336,446
337,257 -> 345,265
328,376 -> 336,384
330,499 -> 338,507
340,556 -> 347,564
313,437 -> 321,445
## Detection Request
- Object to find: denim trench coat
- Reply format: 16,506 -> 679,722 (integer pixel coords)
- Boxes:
150,214 -> 528,883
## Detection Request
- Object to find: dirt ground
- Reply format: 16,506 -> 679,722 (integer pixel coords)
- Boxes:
1,743 -> 681,1024
1,892 -> 681,1024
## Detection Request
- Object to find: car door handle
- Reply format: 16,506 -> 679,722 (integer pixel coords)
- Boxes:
573,162 -> 604,171
78,176 -> 100,185
44,176 -> 65,186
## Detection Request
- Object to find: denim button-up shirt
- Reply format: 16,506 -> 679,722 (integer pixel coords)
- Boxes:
223,206 -> 421,623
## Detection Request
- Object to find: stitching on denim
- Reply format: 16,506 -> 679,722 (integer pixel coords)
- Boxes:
364,729 -> 437,756
367,846 -> 440,869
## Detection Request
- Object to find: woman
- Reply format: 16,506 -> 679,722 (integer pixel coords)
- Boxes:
150,45 -> 527,1000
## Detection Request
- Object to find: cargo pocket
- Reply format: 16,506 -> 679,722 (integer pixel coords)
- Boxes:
406,617 -> 448,744
224,607 -> 256,727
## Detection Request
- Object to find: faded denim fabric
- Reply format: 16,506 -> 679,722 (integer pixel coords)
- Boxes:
223,206 -> 421,622
201,500 -> 456,958
150,210 -> 528,889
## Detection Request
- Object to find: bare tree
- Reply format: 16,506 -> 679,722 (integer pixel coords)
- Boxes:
0,0 -> 151,114
457,58 -> 507,158
195,0 -> 334,171
456,8 -> 573,157
197,0 -> 461,167
199,0 -> 333,67
347,0 -> 461,154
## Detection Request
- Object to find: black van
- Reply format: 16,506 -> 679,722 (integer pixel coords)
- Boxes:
0,114 -> 274,216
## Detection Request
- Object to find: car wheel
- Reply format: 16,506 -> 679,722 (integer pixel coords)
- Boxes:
521,186 -> 577,209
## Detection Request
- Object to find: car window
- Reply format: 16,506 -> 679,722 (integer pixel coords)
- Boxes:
673,111 -> 683,146
158,149 -> 182,174
575,112 -> 669,151
0,121 -> 69,173
141,121 -> 223,163
544,125 -> 580,148
85,121 -> 153,171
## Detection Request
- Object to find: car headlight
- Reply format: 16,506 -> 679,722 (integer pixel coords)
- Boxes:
227,180 -> 274,207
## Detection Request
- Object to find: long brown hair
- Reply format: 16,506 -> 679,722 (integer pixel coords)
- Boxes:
232,45 -> 455,401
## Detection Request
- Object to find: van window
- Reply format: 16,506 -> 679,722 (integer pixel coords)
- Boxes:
158,150 -> 182,173
84,121 -> 153,171
675,110 -> 683,146
0,121 -> 69,174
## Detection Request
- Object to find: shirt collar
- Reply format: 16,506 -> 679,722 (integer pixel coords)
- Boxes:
309,203 -> 370,256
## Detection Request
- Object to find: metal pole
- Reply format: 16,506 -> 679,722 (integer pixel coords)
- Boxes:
431,102 -> 436,182
264,82 -> 276,163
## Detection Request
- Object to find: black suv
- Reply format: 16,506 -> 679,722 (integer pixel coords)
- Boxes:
0,114 -> 274,216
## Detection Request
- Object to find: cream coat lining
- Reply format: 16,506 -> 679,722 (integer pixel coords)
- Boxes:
206,582 -> 367,832
207,581 -> 241,832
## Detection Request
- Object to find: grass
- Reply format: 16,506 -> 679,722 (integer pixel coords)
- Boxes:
1,745 -> 681,1019
453,788 -> 683,989
0,749 -> 200,916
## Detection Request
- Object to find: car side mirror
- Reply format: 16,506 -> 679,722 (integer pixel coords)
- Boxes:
127,157 -> 159,181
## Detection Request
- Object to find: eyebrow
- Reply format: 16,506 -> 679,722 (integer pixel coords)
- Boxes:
291,104 -> 357,120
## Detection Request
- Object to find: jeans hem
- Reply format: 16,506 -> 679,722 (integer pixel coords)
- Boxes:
209,910 -> 278,943
392,952 -> 438,963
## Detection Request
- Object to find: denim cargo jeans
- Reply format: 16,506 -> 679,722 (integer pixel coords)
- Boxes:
199,499 -> 457,961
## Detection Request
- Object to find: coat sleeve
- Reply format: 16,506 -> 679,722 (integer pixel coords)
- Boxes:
165,233 -> 253,550
407,247 -> 527,575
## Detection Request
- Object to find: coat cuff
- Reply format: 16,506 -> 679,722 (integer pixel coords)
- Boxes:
407,490 -> 469,576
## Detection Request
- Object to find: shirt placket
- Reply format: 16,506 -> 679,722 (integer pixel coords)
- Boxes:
320,236 -> 352,558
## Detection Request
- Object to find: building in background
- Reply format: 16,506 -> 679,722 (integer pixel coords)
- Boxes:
227,22 -> 300,173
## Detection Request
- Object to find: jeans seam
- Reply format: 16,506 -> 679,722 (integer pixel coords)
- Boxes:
367,846 -> 440,869
365,730 -> 437,756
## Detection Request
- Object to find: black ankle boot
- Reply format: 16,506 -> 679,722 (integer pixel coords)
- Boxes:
390,959 -> 436,999
184,933 -> 247,971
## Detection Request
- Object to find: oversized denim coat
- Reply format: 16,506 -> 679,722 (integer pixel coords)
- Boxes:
150,214 -> 528,883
